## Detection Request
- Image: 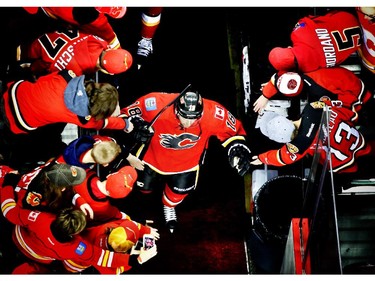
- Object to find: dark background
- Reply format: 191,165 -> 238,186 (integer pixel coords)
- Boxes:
0,6 -> 361,275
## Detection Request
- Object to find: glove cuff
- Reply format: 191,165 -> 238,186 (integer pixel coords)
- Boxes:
228,142 -> 251,156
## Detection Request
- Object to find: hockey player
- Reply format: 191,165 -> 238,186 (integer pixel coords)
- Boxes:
24,29 -> 133,77
136,7 -> 163,69
268,10 -> 362,73
120,90 -> 252,232
251,102 -> 372,174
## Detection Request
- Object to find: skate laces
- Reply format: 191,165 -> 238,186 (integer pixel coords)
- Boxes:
163,205 -> 177,222
137,38 -> 153,57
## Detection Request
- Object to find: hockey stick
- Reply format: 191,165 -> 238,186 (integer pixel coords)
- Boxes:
241,32 -> 251,115
111,83 -> 192,171
148,83 -> 192,127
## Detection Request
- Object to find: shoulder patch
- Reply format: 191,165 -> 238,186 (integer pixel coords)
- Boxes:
26,191 -> 42,207
75,241 -> 87,255
68,70 -> 77,78
214,105 -> 225,120
310,101 -> 326,109
28,211 -> 41,222
286,143 -> 299,154
318,96 -> 331,103
145,97 -> 157,111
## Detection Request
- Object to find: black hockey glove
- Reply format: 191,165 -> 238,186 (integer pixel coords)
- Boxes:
228,143 -> 251,176
2,173 -> 21,188
131,116 -> 155,144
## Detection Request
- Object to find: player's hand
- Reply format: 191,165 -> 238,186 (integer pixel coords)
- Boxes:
250,155 -> 263,165
2,172 -> 21,188
228,143 -> 251,176
253,95 -> 269,113
126,153 -> 144,170
149,227 -> 160,240
80,203 -> 94,220
128,116 -> 154,143
137,244 -> 157,264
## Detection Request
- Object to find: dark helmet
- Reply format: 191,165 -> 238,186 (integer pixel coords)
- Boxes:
175,91 -> 203,119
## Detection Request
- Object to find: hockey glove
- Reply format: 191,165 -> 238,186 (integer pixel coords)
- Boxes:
228,143 -> 251,176
2,173 -> 21,188
131,116 -> 154,144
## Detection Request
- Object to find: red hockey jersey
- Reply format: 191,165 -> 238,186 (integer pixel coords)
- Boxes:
290,10 -> 361,72
27,29 -> 108,75
121,92 -> 247,173
0,185 -> 131,270
258,102 -> 371,173
25,7 -> 120,49
66,219 -> 152,274
2,70 -> 126,134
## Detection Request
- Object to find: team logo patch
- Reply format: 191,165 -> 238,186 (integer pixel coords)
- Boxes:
310,101 -> 326,109
70,166 -> 78,177
145,97 -> 157,111
68,70 -> 76,78
26,191 -> 42,207
75,241 -> 87,255
319,96 -> 331,103
85,115 -> 91,121
28,211 -> 41,222
214,105 -> 225,120
286,143 -> 299,154
293,21 -> 306,31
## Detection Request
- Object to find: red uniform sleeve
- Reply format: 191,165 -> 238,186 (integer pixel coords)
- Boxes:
258,145 -> 308,167
79,13 -> 120,49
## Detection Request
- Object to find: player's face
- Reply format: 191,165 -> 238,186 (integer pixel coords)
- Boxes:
178,115 -> 198,128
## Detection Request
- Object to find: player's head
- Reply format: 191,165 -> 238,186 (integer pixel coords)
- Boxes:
175,91 -> 203,128
99,49 -> 133,75
268,47 -> 297,71
91,141 -> 121,166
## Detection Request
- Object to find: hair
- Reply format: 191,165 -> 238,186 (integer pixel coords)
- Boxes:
26,163 -> 74,213
85,81 -> 119,120
107,227 -> 135,253
51,208 -> 87,243
91,141 -> 121,165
